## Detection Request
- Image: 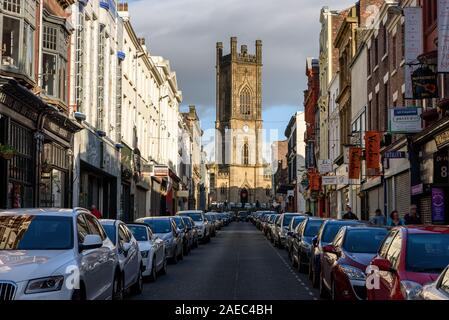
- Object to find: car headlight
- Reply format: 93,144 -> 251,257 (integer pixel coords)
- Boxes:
141,250 -> 149,258
400,280 -> 423,300
340,265 -> 366,281
26,276 -> 64,294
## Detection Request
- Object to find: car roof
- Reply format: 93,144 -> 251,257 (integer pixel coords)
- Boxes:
324,219 -> 363,225
99,219 -> 121,225
0,208 -> 79,217
177,210 -> 203,214
138,216 -> 172,220
127,222 -> 149,228
402,225 -> 449,234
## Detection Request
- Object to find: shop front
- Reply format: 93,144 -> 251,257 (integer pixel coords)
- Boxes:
0,78 -> 81,209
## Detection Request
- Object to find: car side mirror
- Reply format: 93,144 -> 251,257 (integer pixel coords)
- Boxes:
371,258 -> 394,272
323,244 -> 339,255
122,242 -> 131,253
79,235 -> 103,252
312,236 -> 318,247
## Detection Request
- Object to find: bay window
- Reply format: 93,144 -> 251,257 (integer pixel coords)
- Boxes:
1,0 -> 36,80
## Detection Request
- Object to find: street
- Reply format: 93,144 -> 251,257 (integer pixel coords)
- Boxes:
131,222 -> 319,300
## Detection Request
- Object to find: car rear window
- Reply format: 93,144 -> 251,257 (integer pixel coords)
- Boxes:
142,219 -> 171,234
128,225 -> 148,241
102,224 -> 116,244
291,216 -> 306,229
304,220 -> 324,237
283,214 -> 301,227
322,222 -> 361,243
343,229 -> 388,253
406,234 -> 449,273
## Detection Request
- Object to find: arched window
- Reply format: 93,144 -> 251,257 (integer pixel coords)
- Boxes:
243,142 -> 249,165
240,87 -> 251,115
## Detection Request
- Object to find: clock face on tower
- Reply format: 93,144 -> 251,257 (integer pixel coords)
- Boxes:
243,124 -> 249,133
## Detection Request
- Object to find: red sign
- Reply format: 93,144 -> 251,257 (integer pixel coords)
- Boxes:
365,131 -> 381,175
348,147 -> 362,180
309,172 -> 321,191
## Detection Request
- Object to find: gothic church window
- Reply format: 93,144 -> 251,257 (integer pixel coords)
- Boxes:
240,87 -> 251,115
243,142 -> 249,165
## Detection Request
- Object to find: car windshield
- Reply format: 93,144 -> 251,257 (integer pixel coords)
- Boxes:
128,225 -> 148,241
283,214 -> 300,227
181,213 -> 203,222
102,224 -> 116,244
291,216 -> 306,229
304,220 -> 324,237
322,222 -> 359,243
173,218 -> 185,230
142,219 -> 171,234
406,234 -> 449,273
182,218 -> 192,228
0,215 -> 73,250
343,229 -> 388,253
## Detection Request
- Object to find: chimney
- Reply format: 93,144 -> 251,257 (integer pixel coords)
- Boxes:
256,40 -> 262,63
231,37 -> 237,60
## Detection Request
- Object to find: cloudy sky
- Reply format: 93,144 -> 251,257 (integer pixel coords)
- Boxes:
128,0 -> 355,157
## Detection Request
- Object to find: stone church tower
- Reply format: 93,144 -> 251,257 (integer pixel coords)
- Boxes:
212,37 -> 272,207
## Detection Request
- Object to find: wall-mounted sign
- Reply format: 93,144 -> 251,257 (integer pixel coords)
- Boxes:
411,67 -> 439,99
432,188 -> 446,223
435,129 -> 449,149
384,151 -> 407,159
389,107 -> 423,133
153,165 -> 169,177
318,159 -> 333,173
322,176 -> 337,186
337,175 -> 349,186
411,183 -> 424,196
438,0 -> 449,72
404,7 -> 423,99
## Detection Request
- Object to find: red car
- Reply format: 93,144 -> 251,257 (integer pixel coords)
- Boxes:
367,225 -> 449,300
320,226 -> 388,300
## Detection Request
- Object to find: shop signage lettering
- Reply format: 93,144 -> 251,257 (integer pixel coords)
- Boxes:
435,129 -> 449,149
0,90 -> 39,121
365,131 -> 381,175
44,120 -> 71,140
348,147 -> 362,180
411,67 -> 438,99
384,151 -> 407,159
434,150 -> 449,184
318,159 -> 332,173
431,188 -> 446,223
389,107 -> 422,133
154,165 -> 169,177
322,176 -> 337,186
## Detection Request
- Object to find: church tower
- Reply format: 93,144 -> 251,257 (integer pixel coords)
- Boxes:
214,37 -> 271,206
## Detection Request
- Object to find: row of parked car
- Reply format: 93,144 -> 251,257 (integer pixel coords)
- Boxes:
250,211 -> 449,300
0,208 -> 232,300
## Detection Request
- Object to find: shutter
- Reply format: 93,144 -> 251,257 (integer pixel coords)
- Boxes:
419,195 -> 432,224
394,172 -> 410,217
136,187 -> 147,219
368,188 -> 379,218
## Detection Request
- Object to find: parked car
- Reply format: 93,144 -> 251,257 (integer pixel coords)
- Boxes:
309,219 -> 364,288
286,215 -> 308,259
180,216 -> 199,248
418,264 -> 449,300
0,208 -> 121,300
319,226 -> 388,300
205,213 -> 217,237
292,217 -> 325,272
259,212 -> 276,232
272,213 -> 304,248
264,214 -> 278,239
177,211 -> 211,243
237,211 -> 249,222
127,223 -> 167,281
172,216 -> 193,255
269,215 -> 281,243
367,225 -> 449,300
136,217 -> 184,263
100,220 -> 143,295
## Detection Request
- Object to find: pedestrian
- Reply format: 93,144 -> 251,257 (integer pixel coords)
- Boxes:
387,210 -> 404,226
342,205 -> 358,220
369,208 -> 386,226
90,205 -> 102,219
404,204 -> 422,225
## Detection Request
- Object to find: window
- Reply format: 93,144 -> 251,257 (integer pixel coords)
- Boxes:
240,87 -> 251,115
374,37 -> 379,66
243,142 -> 249,165
220,184 -> 226,195
383,27 -> 387,56
77,214 -> 90,244
440,269 -> 449,294
367,46 -> 371,75
85,214 -> 106,240
41,19 -> 69,103
392,34 -> 397,70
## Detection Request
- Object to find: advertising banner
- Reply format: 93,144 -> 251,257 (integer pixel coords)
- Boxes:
348,147 -> 362,180
438,0 -> 449,72
365,131 -> 381,175
432,188 -> 446,223
404,7 -> 423,98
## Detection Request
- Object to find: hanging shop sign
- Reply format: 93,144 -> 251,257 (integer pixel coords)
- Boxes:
411,67 -> 439,99
435,129 -> 449,149
348,147 -> 362,180
318,159 -> 333,174
153,165 -> 169,177
384,151 -> 407,159
438,0 -> 449,72
389,107 -> 423,133
309,172 -> 321,191
365,131 -> 381,175
404,7 -> 423,99
432,188 -> 446,223
322,176 -> 338,186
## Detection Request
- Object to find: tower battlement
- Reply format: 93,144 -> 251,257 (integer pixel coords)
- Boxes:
216,37 -> 262,65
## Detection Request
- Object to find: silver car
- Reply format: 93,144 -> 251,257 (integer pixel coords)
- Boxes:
136,217 -> 184,263
418,265 -> 449,300
177,211 -> 211,243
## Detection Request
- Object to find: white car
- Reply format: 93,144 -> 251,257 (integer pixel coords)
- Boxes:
127,223 -> 167,281
176,211 -> 211,243
100,220 -> 143,296
0,208 -> 121,300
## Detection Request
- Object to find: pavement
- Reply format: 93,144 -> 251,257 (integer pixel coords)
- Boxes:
129,221 -> 319,300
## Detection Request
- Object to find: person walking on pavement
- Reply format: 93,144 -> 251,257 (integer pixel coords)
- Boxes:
342,205 -> 358,220
369,209 -> 386,226
404,204 -> 422,225
387,210 -> 405,226
90,205 -> 102,219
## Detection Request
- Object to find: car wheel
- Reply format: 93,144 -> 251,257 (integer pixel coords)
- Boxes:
149,258 -> 157,282
131,267 -> 143,295
160,258 -> 168,275
112,273 -> 124,300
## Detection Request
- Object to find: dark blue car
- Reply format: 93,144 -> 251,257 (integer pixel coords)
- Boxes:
309,219 -> 364,287
292,217 -> 325,273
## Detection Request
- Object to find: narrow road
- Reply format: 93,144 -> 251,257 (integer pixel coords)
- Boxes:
131,222 -> 319,300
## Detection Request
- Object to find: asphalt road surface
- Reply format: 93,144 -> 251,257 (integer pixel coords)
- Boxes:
130,222 -> 319,300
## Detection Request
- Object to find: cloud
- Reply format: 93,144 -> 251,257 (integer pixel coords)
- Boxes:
128,0 -> 355,126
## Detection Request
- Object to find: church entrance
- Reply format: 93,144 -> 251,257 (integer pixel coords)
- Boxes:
240,188 -> 249,204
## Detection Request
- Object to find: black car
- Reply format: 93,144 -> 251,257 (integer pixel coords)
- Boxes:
292,217 -> 325,272
172,216 -> 193,255
309,219 -> 364,287
286,215 -> 308,258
